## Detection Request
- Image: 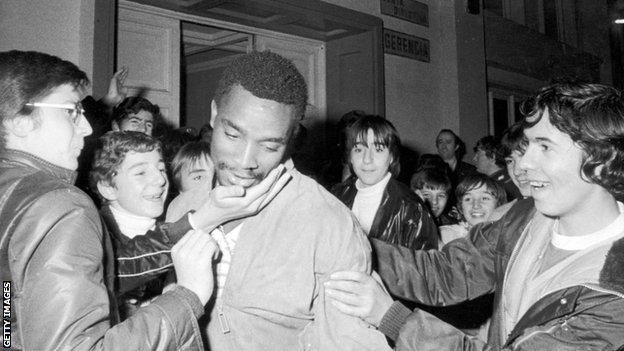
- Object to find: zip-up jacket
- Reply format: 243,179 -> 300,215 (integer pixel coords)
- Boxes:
374,198 -> 624,350
0,150 -> 205,350
332,176 -> 439,251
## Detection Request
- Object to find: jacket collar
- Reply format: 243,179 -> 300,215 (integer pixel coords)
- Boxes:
503,235 -> 624,347
0,149 -> 77,185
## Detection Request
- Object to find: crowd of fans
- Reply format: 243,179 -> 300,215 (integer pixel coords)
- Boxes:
1,49 -> 624,351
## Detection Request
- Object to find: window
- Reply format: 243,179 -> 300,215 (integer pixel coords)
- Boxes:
488,91 -> 529,138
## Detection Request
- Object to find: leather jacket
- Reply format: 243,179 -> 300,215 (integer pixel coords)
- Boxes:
0,150 -> 205,350
100,205 -> 193,319
332,176 -> 439,251
374,199 -> 624,350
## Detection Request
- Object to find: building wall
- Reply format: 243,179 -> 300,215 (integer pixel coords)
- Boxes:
0,0 -> 95,89
322,0 -> 488,160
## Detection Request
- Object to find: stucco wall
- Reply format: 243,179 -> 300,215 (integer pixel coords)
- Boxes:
322,0 -> 487,160
0,0 -> 94,89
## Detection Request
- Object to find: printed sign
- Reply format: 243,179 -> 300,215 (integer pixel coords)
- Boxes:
383,29 -> 430,62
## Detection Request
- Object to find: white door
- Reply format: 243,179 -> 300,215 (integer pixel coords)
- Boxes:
255,35 -> 326,132
117,5 -> 180,126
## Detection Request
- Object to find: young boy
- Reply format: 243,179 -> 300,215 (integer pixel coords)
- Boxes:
171,140 -> 214,193
167,141 -> 215,222
90,131 -> 179,317
410,167 -> 456,225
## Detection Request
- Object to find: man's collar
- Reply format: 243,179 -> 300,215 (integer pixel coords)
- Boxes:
1,149 -> 77,184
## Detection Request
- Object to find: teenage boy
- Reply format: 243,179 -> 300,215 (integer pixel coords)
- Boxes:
325,82 -> 624,350
410,167 -> 457,225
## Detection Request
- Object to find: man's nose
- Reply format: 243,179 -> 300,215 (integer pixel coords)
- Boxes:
77,114 -> 93,137
240,142 -> 259,169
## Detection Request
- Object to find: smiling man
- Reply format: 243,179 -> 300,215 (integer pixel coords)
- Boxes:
192,51 -> 391,350
325,82 -> 624,350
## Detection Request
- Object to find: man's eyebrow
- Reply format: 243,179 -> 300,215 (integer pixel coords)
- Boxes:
222,118 -> 286,144
222,118 -> 242,133
260,136 -> 286,144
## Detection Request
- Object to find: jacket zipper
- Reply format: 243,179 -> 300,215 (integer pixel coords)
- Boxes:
217,305 -> 230,334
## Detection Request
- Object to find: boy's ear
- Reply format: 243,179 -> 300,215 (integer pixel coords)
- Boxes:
97,180 -> 118,202
111,121 -> 121,132
210,100 -> 217,128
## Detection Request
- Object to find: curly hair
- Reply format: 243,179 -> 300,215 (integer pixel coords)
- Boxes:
214,51 -> 308,120
0,50 -> 88,149
500,122 -> 527,158
455,173 -> 507,208
521,83 -> 624,200
474,135 -> 506,168
89,131 -> 162,194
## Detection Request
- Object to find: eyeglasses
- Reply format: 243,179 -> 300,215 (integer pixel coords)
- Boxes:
24,102 -> 85,125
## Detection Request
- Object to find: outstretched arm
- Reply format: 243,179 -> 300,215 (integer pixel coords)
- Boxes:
325,270 -> 488,351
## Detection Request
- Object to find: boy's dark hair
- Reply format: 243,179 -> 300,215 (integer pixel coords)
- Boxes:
410,168 -> 452,194
171,141 -> 211,190
500,122 -> 528,158
344,114 -> 401,177
112,96 -> 161,126
522,83 -> 624,200
214,51 -> 308,121
455,173 -> 507,208
90,131 -> 162,197
474,135 -> 506,168
0,50 -> 88,150
416,153 -> 451,174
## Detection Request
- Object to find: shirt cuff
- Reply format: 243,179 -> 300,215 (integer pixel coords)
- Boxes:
378,301 -> 412,342
187,211 -> 198,230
